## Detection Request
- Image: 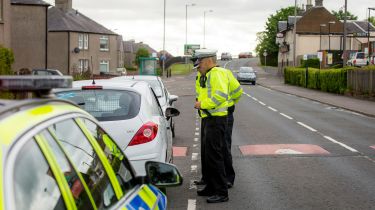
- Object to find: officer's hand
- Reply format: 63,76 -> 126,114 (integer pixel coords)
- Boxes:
194,101 -> 201,109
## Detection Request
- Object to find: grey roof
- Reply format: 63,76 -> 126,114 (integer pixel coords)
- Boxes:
278,21 -> 288,32
48,7 -> 116,35
344,21 -> 375,34
11,0 -> 49,6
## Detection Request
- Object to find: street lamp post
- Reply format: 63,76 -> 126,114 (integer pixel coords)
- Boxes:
203,10 -> 213,49
368,8 -> 375,63
163,0 -> 167,77
328,21 -> 335,52
185,3 -> 196,48
343,0 -> 348,66
320,24 -> 326,51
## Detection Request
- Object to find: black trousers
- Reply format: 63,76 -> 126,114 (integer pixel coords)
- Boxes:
202,116 -> 228,196
225,110 -> 235,184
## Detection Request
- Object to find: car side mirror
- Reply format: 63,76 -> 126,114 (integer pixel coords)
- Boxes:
145,161 -> 183,187
169,95 -> 178,105
165,107 -> 180,120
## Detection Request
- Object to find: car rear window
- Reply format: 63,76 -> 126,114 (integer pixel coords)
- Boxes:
56,90 -> 141,121
357,53 -> 365,59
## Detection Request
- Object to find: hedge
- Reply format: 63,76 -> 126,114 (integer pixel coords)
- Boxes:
285,67 -> 349,94
300,58 -> 320,69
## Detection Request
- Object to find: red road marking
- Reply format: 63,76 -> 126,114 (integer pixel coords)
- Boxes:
370,146 -> 375,150
173,147 -> 187,157
239,144 -> 330,156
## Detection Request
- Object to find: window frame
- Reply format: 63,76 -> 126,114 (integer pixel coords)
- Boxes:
84,34 -> 89,50
100,35 -> 109,51
78,34 -> 84,50
100,60 -> 109,73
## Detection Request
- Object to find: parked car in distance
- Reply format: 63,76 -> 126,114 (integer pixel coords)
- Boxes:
32,68 -> 63,76
0,76 -> 183,210
221,52 -> 232,60
54,79 -> 180,176
111,75 -> 179,137
238,52 -> 253,59
237,67 -> 257,85
347,52 -> 369,67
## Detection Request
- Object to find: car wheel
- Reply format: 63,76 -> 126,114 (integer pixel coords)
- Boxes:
252,81 -> 256,85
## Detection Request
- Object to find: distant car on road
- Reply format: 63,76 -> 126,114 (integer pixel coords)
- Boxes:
347,52 -> 369,67
221,52 -> 232,60
237,67 -> 257,85
238,52 -> 253,59
32,68 -> 63,76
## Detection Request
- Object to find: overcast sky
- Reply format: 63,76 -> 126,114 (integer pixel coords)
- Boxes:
45,0 -> 373,56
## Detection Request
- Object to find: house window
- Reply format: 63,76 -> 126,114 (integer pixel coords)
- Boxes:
78,34 -> 83,49
79,34 -> 89,50
79,59 -> 89,73
0,0 -> 3,21
100,36 -> 109,51
100,60 -> 109,72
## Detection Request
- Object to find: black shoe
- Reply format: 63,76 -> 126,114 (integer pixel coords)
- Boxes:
227,182 -> 233,189
197,188 -> 214,196
207,195 -> 229,203
193,179 -> 206,185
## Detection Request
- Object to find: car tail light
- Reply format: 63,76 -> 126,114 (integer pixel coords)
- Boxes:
128,122 -> 158,146
353,60 -> 356,64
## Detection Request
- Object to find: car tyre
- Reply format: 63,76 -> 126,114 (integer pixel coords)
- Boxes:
252,81 -> 256,85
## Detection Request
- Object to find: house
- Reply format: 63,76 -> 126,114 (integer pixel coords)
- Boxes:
123,39 -> 158,68
277,0 -> 375,69
10,0 -> 50,72
0,0 -> 11,48
47,0 -> 122,75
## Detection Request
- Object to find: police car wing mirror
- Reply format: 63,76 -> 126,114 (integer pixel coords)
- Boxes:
145,161 -> 183,187
165,107 -> 180,120
169,95 -> 178,105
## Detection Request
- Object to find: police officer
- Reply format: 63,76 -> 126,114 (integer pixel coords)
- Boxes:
193,49 -> 230,203
194,53 -> 242,189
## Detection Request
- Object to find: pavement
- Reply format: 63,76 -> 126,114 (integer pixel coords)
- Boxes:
253,65 -> 375,117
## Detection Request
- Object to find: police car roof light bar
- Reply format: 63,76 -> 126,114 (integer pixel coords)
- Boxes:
0,76 -> 73,98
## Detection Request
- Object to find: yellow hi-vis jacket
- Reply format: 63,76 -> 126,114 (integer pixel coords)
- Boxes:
195,67 -> 230,118
196,67 -> 243,115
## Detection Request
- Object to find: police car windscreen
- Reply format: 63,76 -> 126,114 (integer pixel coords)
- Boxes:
56,90 -> 141,121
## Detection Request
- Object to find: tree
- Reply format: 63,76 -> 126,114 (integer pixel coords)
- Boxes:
255,6 -> 296,66
135,47 -> 150,65
369,17 -> 375,27
332,10 -> 358,20
0,45 -> 14,75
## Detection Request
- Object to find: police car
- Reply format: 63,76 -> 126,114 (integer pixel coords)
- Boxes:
0,76 -> 182,210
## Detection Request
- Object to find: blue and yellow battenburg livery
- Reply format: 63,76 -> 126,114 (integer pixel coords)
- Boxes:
0,76 -> 182,210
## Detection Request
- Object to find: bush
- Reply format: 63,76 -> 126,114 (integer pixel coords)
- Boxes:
0,46 -> 14,75
285,67 -> 348,94
300,58 -> 320,69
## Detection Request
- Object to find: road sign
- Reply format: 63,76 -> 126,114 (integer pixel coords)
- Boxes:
317,52 -> 323,62
184,44 -> 200,55
263,52 -> 268,57
327,53 -> 333,65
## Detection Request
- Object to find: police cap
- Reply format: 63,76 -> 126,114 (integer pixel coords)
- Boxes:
191,49 -> 217,62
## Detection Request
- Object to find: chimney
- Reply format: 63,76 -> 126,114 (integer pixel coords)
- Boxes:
315,0 -> 323,7
55,0 -> 72,12
306,0 -> 313,10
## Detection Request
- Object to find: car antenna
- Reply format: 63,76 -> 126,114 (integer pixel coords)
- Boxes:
91,56 -> 96,85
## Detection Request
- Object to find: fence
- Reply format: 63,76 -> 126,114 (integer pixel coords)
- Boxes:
347,69 -> 375,96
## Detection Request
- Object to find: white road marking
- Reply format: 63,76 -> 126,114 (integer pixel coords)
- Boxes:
195,132 -> 199,136
195,127 -> 199,131
194,138 -> 199,142
324,136 -> 358,152
259,86 -> 272,91
193,144 -> 198,147
187,199 -> 197,210
191,165 -> 198,173
253,97 -> 259,101
297,122 -> 317,132
280,113 -> 293,120
192,153 -> 198,161
189,180 -> 197,190
268,106 -> 278,112
223,61 -> 233,69
259,101 -> 266,106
